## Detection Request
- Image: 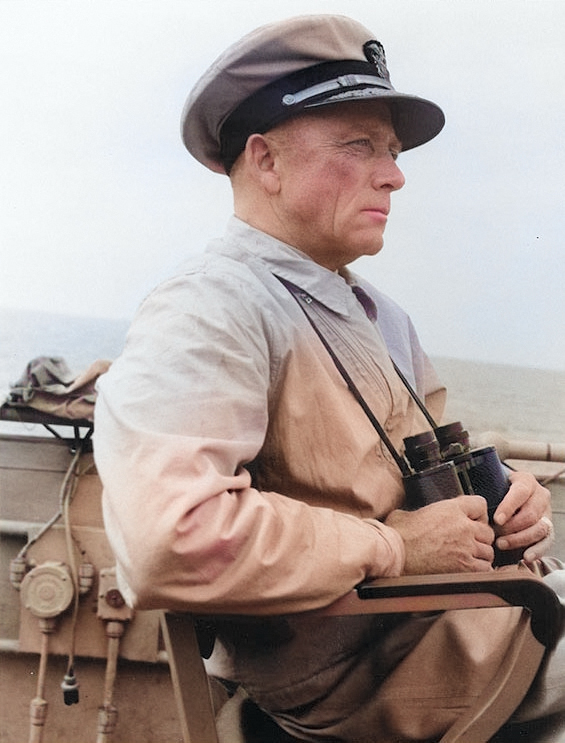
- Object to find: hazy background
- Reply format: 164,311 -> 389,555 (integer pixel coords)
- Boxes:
1,0 -> 564,372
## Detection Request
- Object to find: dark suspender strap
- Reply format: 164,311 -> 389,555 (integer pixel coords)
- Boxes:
276,276 -> 412,477
389,358 -> 438,430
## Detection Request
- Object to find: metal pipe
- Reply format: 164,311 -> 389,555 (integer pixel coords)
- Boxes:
28,623 -> 54,743
96,621 -> 125,743
473,432 -> 565,463
0,639 -> 20,653
0,520 -> 43,537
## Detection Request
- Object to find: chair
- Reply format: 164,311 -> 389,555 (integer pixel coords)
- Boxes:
161,569 -> 562,743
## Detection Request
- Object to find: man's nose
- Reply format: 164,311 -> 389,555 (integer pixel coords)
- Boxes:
372,156 -> 405,191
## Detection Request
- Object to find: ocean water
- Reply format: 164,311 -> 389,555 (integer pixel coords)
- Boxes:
1,307 -> 564,443
433,357 -> 565,444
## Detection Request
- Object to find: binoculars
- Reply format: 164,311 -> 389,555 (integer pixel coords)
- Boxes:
403,422 -> 522,566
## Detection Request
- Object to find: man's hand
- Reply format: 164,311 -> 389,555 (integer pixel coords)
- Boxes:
385,495 -> 494,575
493,471 -> 553,564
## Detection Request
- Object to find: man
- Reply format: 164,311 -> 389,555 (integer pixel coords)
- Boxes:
94,15 -> 562,741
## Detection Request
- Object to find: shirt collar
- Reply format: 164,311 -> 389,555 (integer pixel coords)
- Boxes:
213,217 -> 361,317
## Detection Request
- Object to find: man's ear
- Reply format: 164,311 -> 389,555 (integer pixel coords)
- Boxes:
245,134 -> 281,194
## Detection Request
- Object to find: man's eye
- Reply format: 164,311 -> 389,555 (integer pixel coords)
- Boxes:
390,149 -> 400,161
345,139 -> 373,153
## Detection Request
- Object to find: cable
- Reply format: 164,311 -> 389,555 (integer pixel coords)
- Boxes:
17,447 -> 83,560
61,448 -> 85,705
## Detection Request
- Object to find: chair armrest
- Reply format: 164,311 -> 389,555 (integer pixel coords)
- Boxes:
318,571 -> 561,650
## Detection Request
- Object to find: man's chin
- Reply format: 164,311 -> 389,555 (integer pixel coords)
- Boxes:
359,239 -> 385,259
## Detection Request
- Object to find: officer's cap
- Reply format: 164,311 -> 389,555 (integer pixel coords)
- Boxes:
181,14 -> 445,174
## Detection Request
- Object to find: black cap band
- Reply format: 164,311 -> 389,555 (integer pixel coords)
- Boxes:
219,60 -> 392,172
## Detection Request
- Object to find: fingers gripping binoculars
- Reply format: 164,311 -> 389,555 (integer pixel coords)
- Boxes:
403,422 -> 522,566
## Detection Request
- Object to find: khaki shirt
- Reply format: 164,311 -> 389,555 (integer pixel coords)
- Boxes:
94,217 -> 446,615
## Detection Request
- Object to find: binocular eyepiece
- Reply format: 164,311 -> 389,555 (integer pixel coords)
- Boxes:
403,422 -> 521,566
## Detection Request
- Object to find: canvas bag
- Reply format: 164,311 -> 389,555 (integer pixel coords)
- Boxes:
5,356 -> 111,421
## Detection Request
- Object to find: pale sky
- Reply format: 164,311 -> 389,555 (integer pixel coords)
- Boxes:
1,0 -> 564,370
